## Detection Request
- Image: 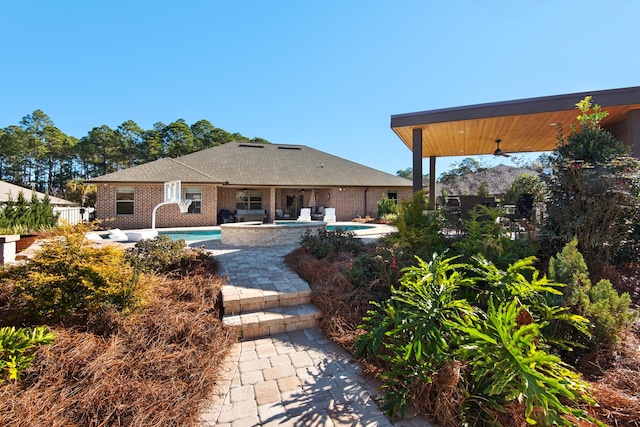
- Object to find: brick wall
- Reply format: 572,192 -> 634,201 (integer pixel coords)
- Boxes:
95,184 -> 413,228
95,184 -> 218,229
324,187 -> 412,221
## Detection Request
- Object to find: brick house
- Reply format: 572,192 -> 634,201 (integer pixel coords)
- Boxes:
89,142 -> 413,229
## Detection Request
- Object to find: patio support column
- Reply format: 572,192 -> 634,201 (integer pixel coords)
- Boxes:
628,109 -> 640,159
269,187 -> 276,223
412,128 -> 422,194
429,156 -> 436,210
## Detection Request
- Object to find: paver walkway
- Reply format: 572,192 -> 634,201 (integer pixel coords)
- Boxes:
199,241 -> 435,426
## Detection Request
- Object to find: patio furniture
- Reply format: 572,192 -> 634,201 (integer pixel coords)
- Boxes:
235,209 -> 267,222
503,193 -> 535,236
275,209 -> 290,219
297,208 -> 312,221
311,205 -> 325,220
323,207 -> 336,223
85,228 -> 129,242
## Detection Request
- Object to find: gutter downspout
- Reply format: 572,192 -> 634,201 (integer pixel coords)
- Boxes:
364,188 -> 368,217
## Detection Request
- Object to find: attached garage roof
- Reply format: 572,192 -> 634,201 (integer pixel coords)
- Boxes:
391,86 -> 640,158
90,143 -> 412,187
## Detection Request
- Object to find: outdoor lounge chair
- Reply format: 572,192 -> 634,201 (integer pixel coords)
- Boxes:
297,208 -> 312,221
323,207 -> 336,223
85,228 -> 129,242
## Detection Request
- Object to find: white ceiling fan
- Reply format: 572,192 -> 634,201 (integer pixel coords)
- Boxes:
493,139 -> 510,157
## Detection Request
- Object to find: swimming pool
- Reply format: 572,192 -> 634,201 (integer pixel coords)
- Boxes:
159,229 -> 221,241
159,223 -> 375,242
327,224 -> 374,231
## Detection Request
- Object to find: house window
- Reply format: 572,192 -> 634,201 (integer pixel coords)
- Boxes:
116,187 -> 134,215
387,191 -> 398,203
235,190 -> 262,210
185,188 -> 201,214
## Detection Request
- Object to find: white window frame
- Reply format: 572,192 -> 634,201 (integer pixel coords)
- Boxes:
184,188 -> 202,214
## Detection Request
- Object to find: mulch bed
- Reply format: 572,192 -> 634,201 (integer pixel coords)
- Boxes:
0,258 -> 238,427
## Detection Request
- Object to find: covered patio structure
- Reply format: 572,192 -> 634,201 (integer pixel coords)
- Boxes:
390,86 -> 640,209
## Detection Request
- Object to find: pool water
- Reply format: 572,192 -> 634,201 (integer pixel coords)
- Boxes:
159,229 -> 221,241
159,224 -> 375,241
327,224 -> 374,231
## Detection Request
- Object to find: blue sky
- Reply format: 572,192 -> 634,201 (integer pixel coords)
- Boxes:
2,1 -> 638,178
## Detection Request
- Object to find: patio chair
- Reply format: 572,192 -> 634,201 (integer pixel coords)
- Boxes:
297,208 -> 312,221
323,207 -> 336,223
311,205 -> 325,220
504,194 -> 535,236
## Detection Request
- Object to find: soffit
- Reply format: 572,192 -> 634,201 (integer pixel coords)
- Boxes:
391,86 -> 640,157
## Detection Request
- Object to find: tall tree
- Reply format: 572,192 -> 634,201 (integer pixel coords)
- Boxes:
136,122 -> 165,163
117,120 -> 144,167
0,125 -> 30,184
396,167 -> 429,185
438,158 -> 488,184
163,119 -> 195,157
77,125 -> 120,177
20,110 -> 54,191
190,119 -> 218,151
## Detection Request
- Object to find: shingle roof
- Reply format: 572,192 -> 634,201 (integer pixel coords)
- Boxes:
90,143 -> 413,187
441,164 -> 539,196
0,181 -> 73,205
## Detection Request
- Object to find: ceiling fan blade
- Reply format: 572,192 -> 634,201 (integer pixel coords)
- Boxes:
493,139 -> 510,157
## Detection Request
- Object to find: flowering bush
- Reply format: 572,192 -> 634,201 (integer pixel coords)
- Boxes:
298,227 -> 364,260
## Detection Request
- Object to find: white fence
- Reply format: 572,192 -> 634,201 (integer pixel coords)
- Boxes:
53,206 -> 95,225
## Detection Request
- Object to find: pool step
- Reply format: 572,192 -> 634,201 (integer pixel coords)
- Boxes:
223,304 -> 322,339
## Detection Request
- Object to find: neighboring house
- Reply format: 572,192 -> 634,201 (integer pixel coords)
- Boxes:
0,180 -> 90,225
89,142 -> 413,229
0,181 -> 73,206
440,165 -> 540,199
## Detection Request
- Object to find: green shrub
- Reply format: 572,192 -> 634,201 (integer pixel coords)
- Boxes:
452,206 -> 538,270
0,326 -> 55,383
125,234 -> 193,275
0,223 -> 147,324
585,279 -> 635,348
543,96 -> 640,269
504,173 -> 547,203
548,239 -> 636,349
377,196 -> 398,219
344,242 -> 410,300
299,228 -> 365,260
393,190 -> 444,257
0,191 -> 58,234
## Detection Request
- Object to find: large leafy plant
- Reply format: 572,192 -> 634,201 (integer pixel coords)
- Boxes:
356,253 -> 599,425
456,299 -> 596,426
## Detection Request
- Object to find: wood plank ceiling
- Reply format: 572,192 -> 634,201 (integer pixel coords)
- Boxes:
391,87 -> 640,158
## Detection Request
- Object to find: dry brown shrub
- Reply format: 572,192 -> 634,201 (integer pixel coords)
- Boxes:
0,259 -> 237,427
285,248 -> 372,353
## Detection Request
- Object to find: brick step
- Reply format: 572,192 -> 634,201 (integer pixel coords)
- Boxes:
221,285 -> 312,315
223,304 -> 322,339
